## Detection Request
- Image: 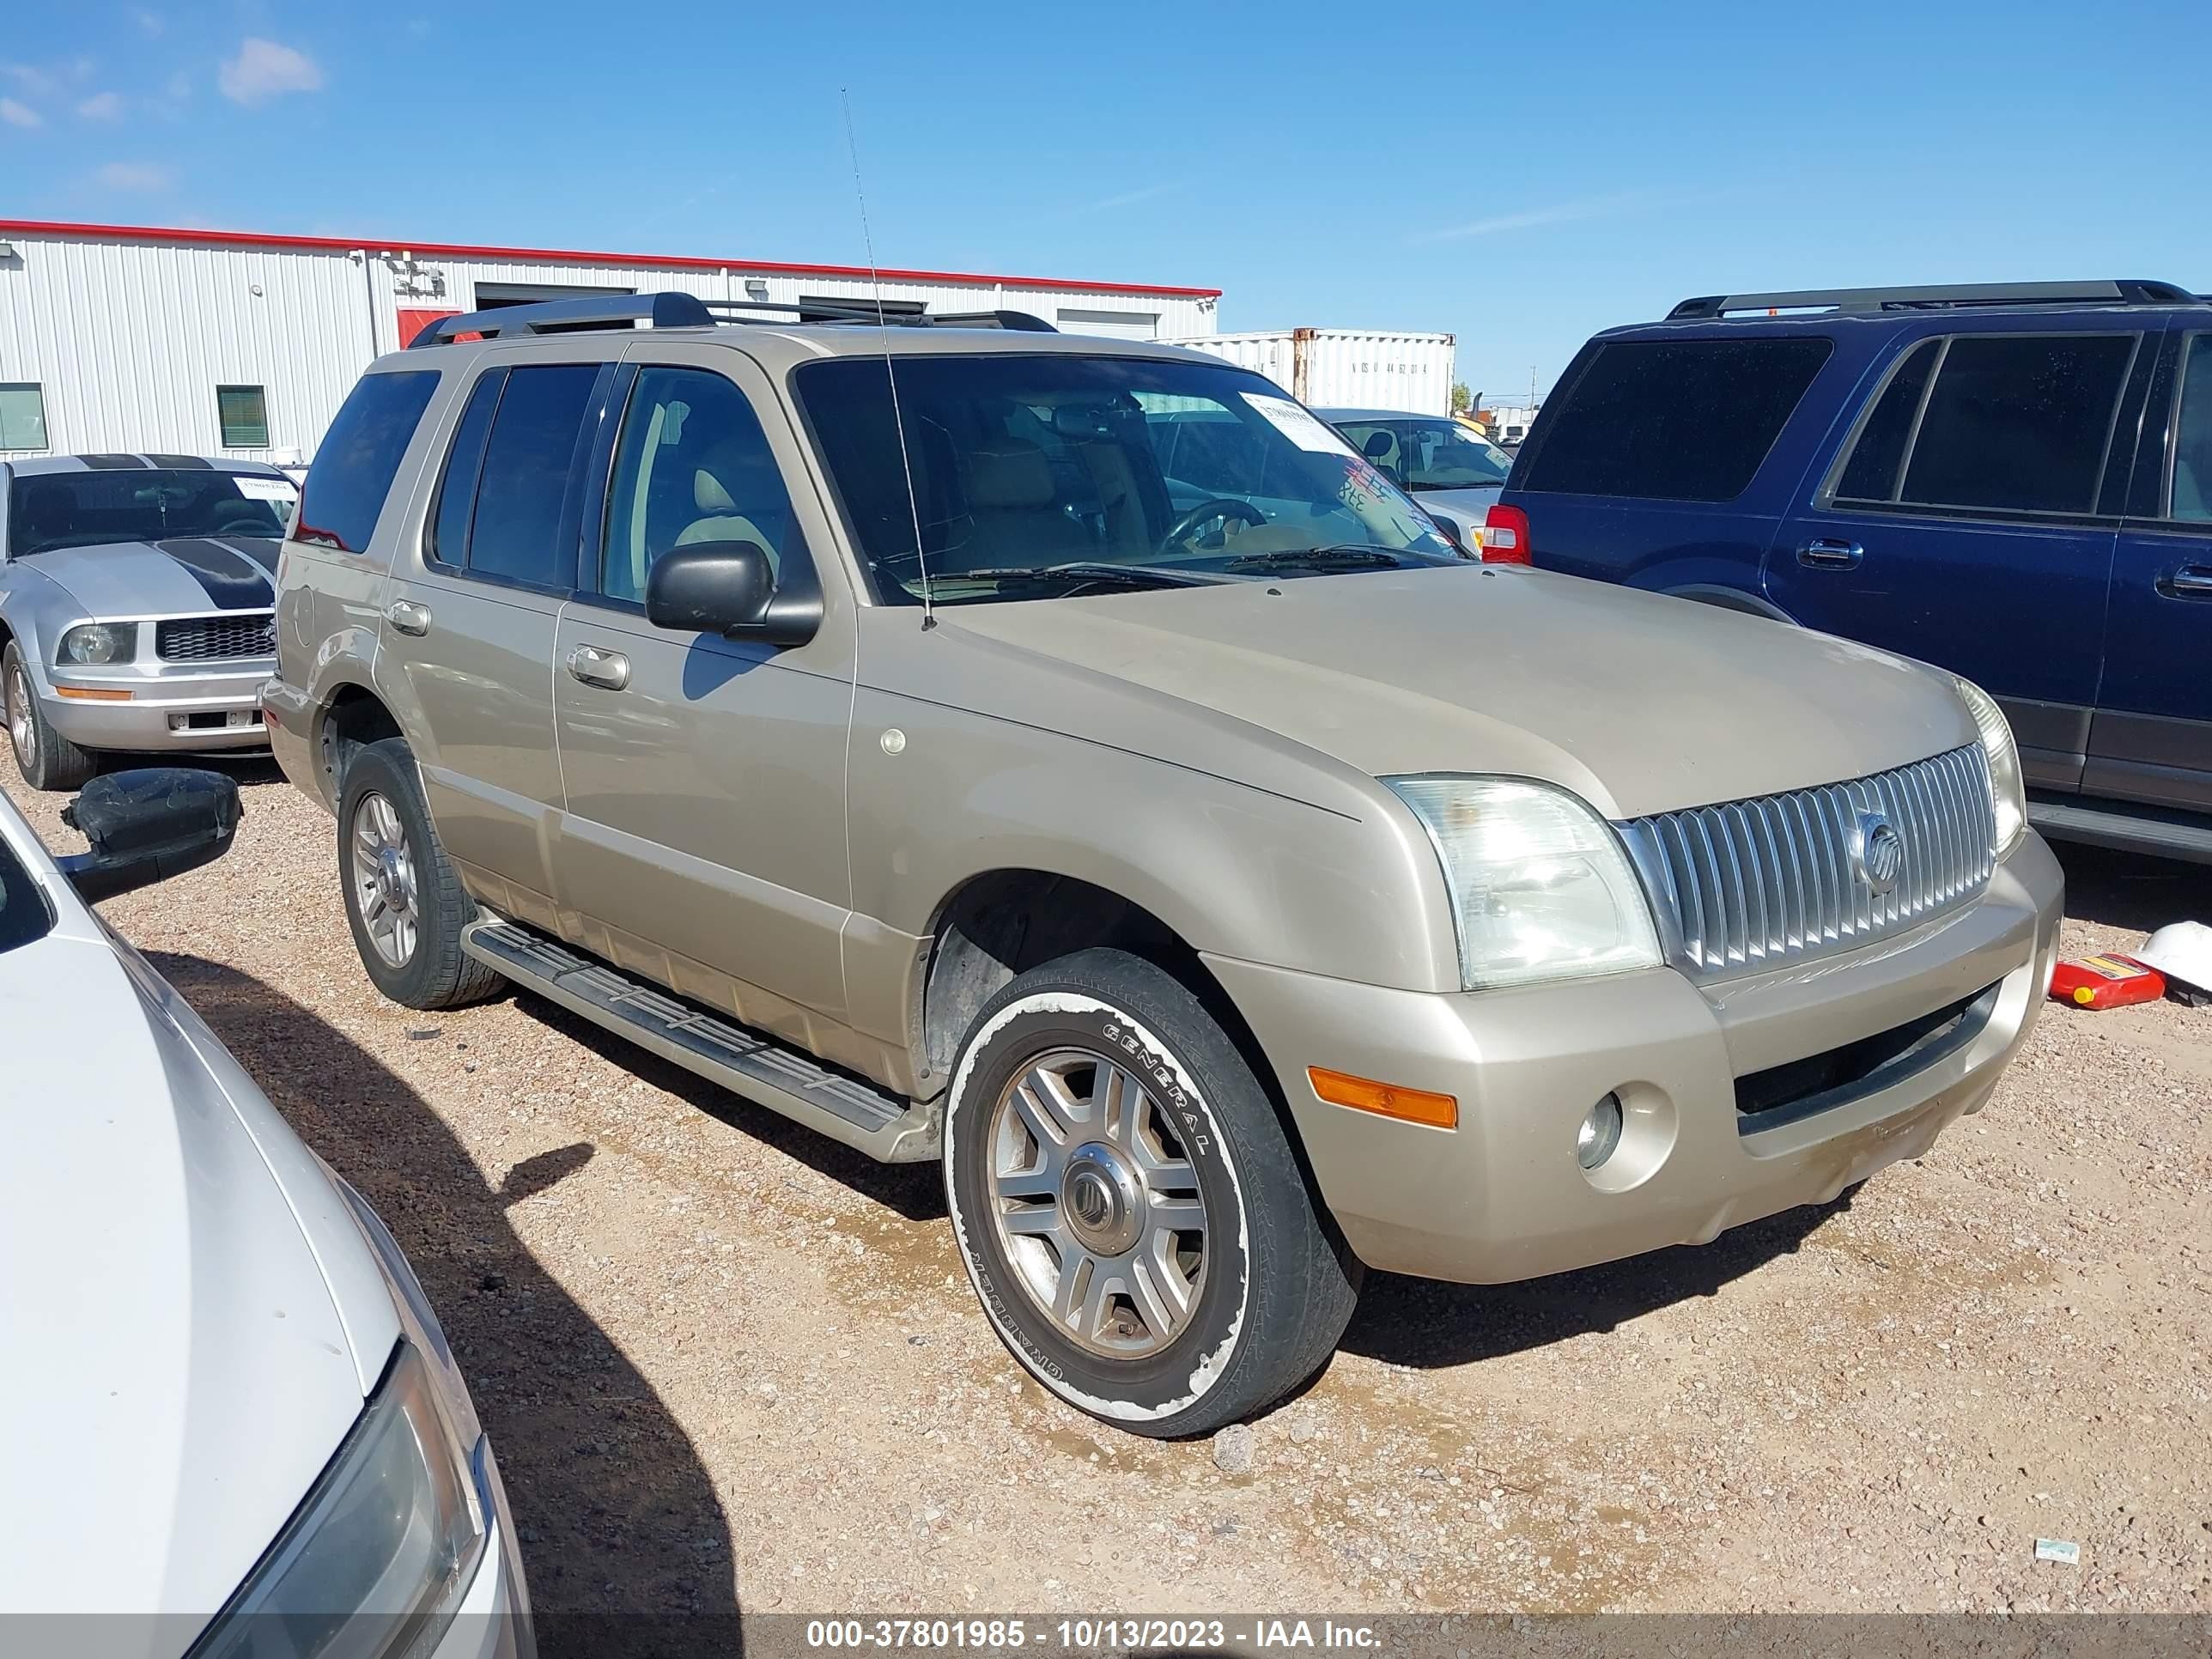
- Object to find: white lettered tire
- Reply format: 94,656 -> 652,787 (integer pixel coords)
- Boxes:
943,947 -> 1358,1436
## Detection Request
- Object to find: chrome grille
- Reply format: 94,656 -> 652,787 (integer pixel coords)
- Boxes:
155,613 -> 275,662
1618,745 -> 1996,981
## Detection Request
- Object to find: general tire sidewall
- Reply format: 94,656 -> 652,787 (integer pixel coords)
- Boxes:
337,744 -> 442,1005
945,989 -> 1252,1427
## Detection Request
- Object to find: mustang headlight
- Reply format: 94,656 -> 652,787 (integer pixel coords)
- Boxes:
1952,675 -> 2025,854
59,621 -> 137,665
193,1340 -> 484,1659
1387,775 -> 1661,991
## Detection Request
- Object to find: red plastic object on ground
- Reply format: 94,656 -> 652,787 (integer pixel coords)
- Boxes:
2049,953 -> 2166,1009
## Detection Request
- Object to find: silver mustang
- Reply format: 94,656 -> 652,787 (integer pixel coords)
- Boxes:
2,453 -> 296,789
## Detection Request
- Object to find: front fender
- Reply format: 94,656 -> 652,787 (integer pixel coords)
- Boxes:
0,563 -> 86,696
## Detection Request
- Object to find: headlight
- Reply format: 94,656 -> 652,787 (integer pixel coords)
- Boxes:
1387,775 -> 1662,990
194,1341 -> 484,1659
334,1172 -> 482,1450
59,621 -> 137,665
1951,676 -> 2025,854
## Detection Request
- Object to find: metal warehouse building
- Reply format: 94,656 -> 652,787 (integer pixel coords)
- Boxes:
0,219 -> 1221,465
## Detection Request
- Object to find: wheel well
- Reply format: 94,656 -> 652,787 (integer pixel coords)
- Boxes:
320,685 -> 402,791
919,871 -> 1212,1085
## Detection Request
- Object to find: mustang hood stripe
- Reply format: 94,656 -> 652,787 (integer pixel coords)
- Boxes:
156,538 -> 278,611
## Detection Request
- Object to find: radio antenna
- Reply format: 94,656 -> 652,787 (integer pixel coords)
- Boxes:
841,88 -> 934,629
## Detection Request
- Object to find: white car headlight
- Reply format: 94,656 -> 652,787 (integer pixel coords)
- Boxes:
59,622 -> 137,665
195,1340 -> 484,1659
1951,675 -> 2026,854
1387,775 -> 1662,990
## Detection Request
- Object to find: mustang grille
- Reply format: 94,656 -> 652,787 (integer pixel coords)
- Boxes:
155,614 -> 276,662
1617,744 -> 1996,981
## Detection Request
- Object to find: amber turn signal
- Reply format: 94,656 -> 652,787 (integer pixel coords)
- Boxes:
1307,1066 -> 1457,1129
53,685 -> 133,702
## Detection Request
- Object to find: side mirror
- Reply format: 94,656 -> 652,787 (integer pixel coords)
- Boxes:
57,768 -> 241,902
644,540 -> 817,647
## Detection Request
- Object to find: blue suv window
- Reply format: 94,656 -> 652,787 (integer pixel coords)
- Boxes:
1518,337 -> 1832,502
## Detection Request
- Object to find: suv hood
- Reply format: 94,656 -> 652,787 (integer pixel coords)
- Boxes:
944,564 -> 1975,819
0,929 -> 366,1621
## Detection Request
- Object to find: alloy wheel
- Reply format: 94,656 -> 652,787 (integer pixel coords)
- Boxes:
7,662 -> 36,774
349,790 -> 420,968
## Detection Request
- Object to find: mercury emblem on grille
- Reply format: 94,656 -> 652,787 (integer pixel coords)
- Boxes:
1855,812 -> 1905,896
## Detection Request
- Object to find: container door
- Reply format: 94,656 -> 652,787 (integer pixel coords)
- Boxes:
2093,325 -> 2212,811
1765,331 -> 2143,792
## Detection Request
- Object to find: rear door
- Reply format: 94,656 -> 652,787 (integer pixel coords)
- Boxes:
382,353 -> 613,924
2094,325 -> 2212,811
1765,328 -> 2146,792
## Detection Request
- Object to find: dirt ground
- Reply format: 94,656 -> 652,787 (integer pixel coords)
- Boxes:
11,762 -> 2209,1628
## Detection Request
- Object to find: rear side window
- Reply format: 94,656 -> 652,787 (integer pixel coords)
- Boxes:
296,370 -> 440,552
1833,339 -> 1941,502
454,364 -> 599,587
1519,337 -> 1832,501
2173,333 -> 2212,522
1894,335 -> 2135,516
429,371 -> 504,567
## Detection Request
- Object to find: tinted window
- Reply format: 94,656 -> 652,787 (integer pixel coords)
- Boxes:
600,367 -> 799,604
8,470 -> 286,556
0,835 -> 54,957
1834,339 -> 1940,502
1899,335 -> 2133,515
429,370 -> 503,567
1520,337 -> 1833,501
2171,333 -> 2212,522
464,364 -> 599,586
297,370 -> 441,552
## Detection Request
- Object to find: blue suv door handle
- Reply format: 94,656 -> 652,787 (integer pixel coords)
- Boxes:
1796,538 -> 1864,570
2158,563 -> 2212,600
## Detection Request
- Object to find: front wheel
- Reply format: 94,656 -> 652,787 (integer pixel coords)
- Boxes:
5,642 -> 96,792
944,947 -> 1358,1437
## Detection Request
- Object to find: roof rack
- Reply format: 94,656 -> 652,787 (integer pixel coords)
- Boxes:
1665,280 -> 2202,321
405,289 -> 1056,347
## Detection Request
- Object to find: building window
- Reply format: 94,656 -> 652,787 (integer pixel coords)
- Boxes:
0,382 -> 48,450
217,385 -> 270,447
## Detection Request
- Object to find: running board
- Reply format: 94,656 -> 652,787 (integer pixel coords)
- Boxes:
460,918 -> 939,1163
2028,796 -> 2212,864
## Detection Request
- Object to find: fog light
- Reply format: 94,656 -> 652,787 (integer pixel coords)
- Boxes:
1577,1093 -> 1624,1170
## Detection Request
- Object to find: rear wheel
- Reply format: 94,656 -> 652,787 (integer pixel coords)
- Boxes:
944,947 -> 1358,1436
337,738 -> 504,1010
4,643 -> 97,793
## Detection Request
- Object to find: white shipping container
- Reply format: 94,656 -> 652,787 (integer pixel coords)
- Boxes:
1160,328 -> 1455,416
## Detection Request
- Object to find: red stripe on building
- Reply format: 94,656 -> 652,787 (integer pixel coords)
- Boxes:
0,218 -> 1223,300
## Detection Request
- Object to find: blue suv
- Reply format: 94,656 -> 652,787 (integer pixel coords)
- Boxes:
1496,280 -> 2212,862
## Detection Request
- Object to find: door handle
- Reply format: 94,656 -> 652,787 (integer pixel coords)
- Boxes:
565,643 -> 631,690
2160,564 -> 2212,599
386,599 -> 432,636
1796,538 -> 1864,570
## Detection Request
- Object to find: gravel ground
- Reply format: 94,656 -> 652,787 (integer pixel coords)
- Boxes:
11,762 -> 2210,1627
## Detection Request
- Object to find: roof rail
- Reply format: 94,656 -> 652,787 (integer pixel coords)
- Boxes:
406,291 -> 713,346
406,290 -> 1059,347
1665,280 -> 2202,320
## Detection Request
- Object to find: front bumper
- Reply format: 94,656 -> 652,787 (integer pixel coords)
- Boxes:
40,663 -> 272,753
1209,831 -> 2063,1284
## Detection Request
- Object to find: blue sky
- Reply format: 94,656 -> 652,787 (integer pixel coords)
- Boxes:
2,1 -> 2205,404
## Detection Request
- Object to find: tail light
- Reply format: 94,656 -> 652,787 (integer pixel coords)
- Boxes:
1478,503 -> 1531,564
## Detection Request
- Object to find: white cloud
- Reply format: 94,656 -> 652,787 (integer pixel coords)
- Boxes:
76,90 -> 124,119
0,96 -> 40,129
2,64 -> 55,97
165,70 -> 191,102
218,37 -> 323,106
131,8 -> 164,34
1413,192 -> 1665,245
96,160 -> 172,191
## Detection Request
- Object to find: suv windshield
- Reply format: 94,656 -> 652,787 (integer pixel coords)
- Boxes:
8,470 -> 289,557
797,355 -> 1455,604
1332,417 -> 1513,491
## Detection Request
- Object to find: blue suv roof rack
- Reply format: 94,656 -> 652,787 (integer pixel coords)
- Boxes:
1666,279 -> 2202,321
406,290 -> 1056,348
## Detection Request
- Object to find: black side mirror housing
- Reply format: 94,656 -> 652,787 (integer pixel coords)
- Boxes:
58,768 -> 241,902
644,540 -> 818,647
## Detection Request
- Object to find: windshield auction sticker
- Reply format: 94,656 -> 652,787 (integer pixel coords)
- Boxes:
231,476 -> 297,501
1242,392 -> 1357,455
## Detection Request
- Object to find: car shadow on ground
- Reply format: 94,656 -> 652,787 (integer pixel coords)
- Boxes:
1340,1191 -> 1850,1370
147,955 -> 743,1658
2050,841 -> 2212,936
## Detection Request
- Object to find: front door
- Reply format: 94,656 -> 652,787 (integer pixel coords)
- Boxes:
1765,330 -> 2143,791
383,355 -> 611,925
550,347 -> 858,1038
2095,325 -> 2212,811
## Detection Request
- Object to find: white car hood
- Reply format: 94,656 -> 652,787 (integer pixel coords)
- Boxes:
0,927 -> 368,1628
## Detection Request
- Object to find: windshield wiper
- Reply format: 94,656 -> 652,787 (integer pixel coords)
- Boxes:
1222,544 -> 1417,573
951,561 -> 1219,590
